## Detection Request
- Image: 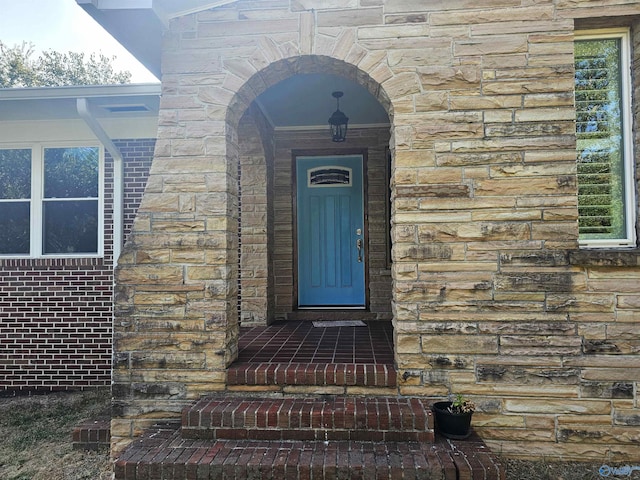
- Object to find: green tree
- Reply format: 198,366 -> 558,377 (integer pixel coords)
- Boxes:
0,41 -> 131,87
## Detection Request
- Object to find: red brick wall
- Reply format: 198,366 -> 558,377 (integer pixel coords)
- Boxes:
0,139 -> 154,394
122,140 -> 156,241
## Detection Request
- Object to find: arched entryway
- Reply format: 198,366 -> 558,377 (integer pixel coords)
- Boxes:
229,56 -> 393,324
111,53 -> 399,453
227,56 -> 395,370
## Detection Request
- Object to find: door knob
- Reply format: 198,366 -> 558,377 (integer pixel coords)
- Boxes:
356,238 -> 363,263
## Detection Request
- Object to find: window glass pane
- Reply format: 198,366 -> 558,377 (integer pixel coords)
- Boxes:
309,167 -> 352,187
575,37 -> 626,240
0,202 -> 30,254
0,149 -> 31,199
43,200 -> 98,254
44,147 -> 99,198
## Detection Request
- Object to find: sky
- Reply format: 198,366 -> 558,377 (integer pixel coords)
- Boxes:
0,0 -> 159,83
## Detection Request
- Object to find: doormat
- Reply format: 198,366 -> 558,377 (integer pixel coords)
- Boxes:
312,320 -> 366,328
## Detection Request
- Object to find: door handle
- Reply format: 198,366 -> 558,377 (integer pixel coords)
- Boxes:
356,238 -> 363,263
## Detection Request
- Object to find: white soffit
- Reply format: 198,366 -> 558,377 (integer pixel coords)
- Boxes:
154,0 -> 239,20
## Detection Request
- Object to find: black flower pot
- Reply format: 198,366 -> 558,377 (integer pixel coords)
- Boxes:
432,401 -> 473,439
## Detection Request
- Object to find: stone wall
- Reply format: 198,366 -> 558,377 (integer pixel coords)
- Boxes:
238,106 -> 273,325
111,0 -> 640,460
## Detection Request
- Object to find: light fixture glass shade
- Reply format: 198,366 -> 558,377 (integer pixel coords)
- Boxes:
328,91 -> 348,142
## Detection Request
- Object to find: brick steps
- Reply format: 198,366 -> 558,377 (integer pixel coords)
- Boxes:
72,417 -> 110,451
114,351 -> 505,479
226,362 -> 397,388
182,396 -> 434,442
114,423 -> 505,480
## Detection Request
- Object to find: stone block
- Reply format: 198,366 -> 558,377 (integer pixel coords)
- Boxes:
494,272 -> 579,292
581,368 -> 640,382
132,292 -> 187,306
431,5 -> 551,26
399,385 -> 449,396
458,383 -> 579,398
479,321 -> 575,336
417,65 -> 481,90
504,399 -> 611,415
614,409 -> 640,426
546,293 -> 615,312
482,78 -> 574,95
475,176 -> 575,196
415,91 -> 449,111
135,249 -> 172,264
455,35 -> 528,56
499,335 -> 582,356
396,184 -> 471,198
117,265 -> 184,285
580,382 -> 634,400
395,334 -> 421,354
450,95 -> 521,110
171,139 -> 206,157
382,72 -> 422,98
487,439 -> 610,461
558,426 -> 640,444
471,209 -> 541,222
419,334 -> 498,354
473,413 -> 526,428
476,365 -> 580,385
394,150 -> 436,167
479,427 -> 555,442
152,220 -> 206,233
523,415 -> 555,430
138,193 -> 181,213
483,110 -> 515,123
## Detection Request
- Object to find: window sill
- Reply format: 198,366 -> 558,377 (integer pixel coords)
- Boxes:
0,256 -> 105,267
569,248 -> 640,267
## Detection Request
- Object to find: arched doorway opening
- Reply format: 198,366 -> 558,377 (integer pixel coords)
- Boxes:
227,56 -> 395,369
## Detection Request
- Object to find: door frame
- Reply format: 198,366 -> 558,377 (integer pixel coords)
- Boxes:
292,148 -> 370,310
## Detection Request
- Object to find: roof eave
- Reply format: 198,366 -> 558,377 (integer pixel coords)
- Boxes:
75,1 -> 242,79
76,0 -> 163,78
0,83 -> 162,101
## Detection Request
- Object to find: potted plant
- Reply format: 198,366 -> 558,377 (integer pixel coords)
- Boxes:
432,394 -> 475,439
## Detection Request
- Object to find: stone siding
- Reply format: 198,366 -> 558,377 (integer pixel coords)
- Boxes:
111,0 -> 640,461
238,106 -> 274,325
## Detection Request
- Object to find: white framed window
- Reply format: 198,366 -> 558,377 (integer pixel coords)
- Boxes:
575,29 -> 636,248
0,144 -> 104,258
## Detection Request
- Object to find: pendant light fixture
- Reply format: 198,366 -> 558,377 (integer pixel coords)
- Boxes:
328,91 -> 349,142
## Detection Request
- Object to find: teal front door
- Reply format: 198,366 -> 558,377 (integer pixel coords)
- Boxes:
296,155 -> 366,307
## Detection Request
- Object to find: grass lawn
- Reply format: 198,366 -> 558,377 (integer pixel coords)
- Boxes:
0,389 -> 111,480
0,388 -> 635,479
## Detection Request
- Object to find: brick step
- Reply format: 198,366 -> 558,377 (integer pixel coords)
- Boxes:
115,424 -> 505,480
72,417 -> 110,451
226,362 -> 397,388
181,396 -> 434,443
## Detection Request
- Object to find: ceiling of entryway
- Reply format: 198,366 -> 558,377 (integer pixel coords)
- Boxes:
255,73 -> 390,130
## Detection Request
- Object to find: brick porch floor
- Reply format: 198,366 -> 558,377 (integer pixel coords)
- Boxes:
235,321 -> 395,364
227,321 -> 397,391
